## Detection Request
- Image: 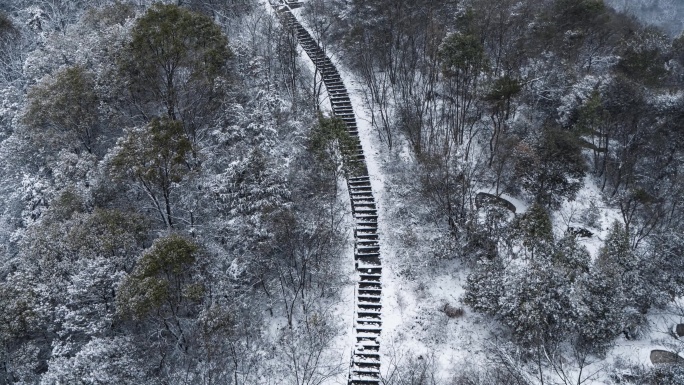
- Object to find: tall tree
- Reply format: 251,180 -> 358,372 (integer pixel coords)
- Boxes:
514,128 -> 586,208
109,118 -> 192,229
120,3 -> 231,144
23,66 -> 99,155
439,31 -> 488,151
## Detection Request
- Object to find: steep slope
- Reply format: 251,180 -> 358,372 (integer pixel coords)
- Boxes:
273,4 -> 383,384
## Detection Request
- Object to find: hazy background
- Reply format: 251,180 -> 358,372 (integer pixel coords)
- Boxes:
606,0 -> 684,37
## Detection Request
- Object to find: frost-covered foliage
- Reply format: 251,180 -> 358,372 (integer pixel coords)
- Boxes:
0,1 -> 349,383
313,0 -> 684,381
3,0 -> 684,383
606,0 -> 684,36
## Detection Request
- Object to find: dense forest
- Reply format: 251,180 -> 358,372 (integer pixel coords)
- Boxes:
1,0 -> 684,384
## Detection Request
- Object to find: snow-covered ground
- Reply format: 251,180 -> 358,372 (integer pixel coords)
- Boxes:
288,2 -> 684,383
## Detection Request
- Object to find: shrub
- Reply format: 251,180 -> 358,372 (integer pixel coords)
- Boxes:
443,303 -> 465,318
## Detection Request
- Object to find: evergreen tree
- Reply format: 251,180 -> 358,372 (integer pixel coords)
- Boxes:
511,203 -> 554,260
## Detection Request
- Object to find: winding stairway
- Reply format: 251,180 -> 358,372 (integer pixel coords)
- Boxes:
273,4 -> 383,385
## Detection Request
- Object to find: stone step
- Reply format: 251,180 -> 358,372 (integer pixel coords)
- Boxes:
348,376 -> 380,385
357,248 -> 380,257
355,338 -> 380,346
352,359 -> 382,368
313,59 -> 330,65
355,251 -> 380,259
350,187 -> 372,193
350,187 -> 371,194
358,300 -> 382,308
352,202 -> 376,209
357,287 -> 382,296
353,351 -> 380,359
352,197 -> 376,202
357,240 -> 380,247
349,183 -> 371,190
359,275 -> 381,283
328,90 -> 347,97
320,67 -> 338,75
350,191 -> 373,198
351,192 -> 373,200
351,368 -> 381,377
355,338 -> 380,347
349,176 -> 370,183
358,311 -> 382,320
356,304 -> 382,312
354,348 -> 380,357
352,199 -> 375,206
357,239 -> 379,246
326,87 -> 347,93
349,191 -> 375,201
331,101 -> 351,108
356,262 -> 382,271
349,183 -> 370,189
356,331 -> 381,340
358,282 -> 382,290
353,351 -> 380,360
356,326 -> 383,335
356,320 -> 382,328
355,231 -> 378,239
352,360 -> 381,371
356,314 -> 382,323
357,234 -> 379,243
336,116 -> 355,122
356,316 -> 382,324
356,336 -> 380,346
352,359 -> 380,368
357,267 -> 382,275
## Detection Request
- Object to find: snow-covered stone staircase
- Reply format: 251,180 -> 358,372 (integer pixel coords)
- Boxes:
274,5 -> 383,385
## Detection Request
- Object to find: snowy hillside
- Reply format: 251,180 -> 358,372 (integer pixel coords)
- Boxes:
0,0 -> 684,384
606,0 -> 684,36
